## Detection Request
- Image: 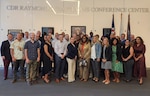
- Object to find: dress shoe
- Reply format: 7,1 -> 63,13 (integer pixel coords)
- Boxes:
55,79 -> 60,83
32,80 -> 38,84
61,77 -> 66,81
4,77 -> 7,80
27,81 -> 32,86
12,79 -> 17,83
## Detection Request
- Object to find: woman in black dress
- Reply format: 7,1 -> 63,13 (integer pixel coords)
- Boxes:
43,35 -> 53,83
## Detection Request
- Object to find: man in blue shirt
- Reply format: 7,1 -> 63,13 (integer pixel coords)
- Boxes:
24,32 -> 40,86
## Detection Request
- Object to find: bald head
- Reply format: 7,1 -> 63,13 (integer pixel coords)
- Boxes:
30,32 -> 35,40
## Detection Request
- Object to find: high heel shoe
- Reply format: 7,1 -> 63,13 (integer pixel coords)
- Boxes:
94,79 -> 99,83
139,80 -> 143,85
43,79 -> 50,84
116,79 -> 120,83
105,81 -> 110,85
102,80 -> 106,83
80,78 -> 84,81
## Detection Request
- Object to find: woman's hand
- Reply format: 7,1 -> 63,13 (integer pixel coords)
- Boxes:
102,59 -> 106,63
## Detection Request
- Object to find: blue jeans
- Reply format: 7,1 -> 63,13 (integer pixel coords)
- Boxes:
55,54 -> 66,79
91,59 -> 100,79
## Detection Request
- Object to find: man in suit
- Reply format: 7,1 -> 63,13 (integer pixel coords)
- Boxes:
1,33 -> 13,80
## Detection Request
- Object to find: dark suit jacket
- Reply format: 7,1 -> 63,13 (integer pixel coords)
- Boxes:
101,45 -> 112,61
1,40 -> 12,61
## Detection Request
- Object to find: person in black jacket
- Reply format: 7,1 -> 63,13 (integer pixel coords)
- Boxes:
111,38 -> 123,83
101,37 -> 112,85
66,37 -> 78,82
1,33 -> 13,80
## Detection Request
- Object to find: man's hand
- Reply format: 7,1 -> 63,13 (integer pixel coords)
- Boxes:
12,57 -> 16,62
26,59 -> 30,64
61,54 -> 65,59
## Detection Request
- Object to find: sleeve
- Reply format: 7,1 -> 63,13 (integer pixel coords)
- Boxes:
67,44 -> 70,52
54,41 -> 61,57
84,42 -> 91,60
1,41 -> 5,56
116,45 -> 122,61
10,41 -> 14,49
142,44 -> 146,54
24,42 -> 28,49
107,46 -> 112,61
37,41 -> 41,49
64,42 -> 68,56
78,43 -> 81,57
97,43 -> 102,58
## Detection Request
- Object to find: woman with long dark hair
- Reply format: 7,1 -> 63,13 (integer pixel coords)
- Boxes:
133,36 -> 146,85
111,38 -> 123,83
42,35 -> 53,83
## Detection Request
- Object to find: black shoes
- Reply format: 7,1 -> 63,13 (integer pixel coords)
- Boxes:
12,79 -> 17,83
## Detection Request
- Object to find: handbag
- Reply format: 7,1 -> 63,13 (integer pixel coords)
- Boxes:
79,59 -> 88,67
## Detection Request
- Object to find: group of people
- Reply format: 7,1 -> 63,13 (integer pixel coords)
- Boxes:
0,31 -> 146,86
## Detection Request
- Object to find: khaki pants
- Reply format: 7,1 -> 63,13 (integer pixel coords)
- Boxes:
66,58 -> 76,82
26,60 -> 38,81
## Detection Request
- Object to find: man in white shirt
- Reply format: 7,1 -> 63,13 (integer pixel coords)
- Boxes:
54,34 -> 67,83
10,33 -> 25,83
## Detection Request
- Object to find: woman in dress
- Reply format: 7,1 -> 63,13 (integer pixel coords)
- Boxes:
122,40 -> 134,82
101,37 -> 112,84
111,38 -> 123,83
42,35 -> 53,83
78,35 -> 91,82
133,36 -> 146,85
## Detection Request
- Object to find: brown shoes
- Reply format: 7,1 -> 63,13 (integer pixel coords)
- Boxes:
55,79 -> 60,83
60,77 -> 66,81
12,79 -> 17,83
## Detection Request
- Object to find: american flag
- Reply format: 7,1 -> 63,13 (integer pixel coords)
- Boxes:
127,14 -> 131,40
111,14 -> 115,34
120,13 -> 123,36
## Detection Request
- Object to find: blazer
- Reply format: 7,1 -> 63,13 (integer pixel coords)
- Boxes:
78,41 -> 91,60
1,40 -> 12,61
91,42 -> 102,59
116,45 -> 122,62
101,45 -> 112,61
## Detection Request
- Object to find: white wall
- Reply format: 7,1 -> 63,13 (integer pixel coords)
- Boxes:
0,0 -> 150,67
